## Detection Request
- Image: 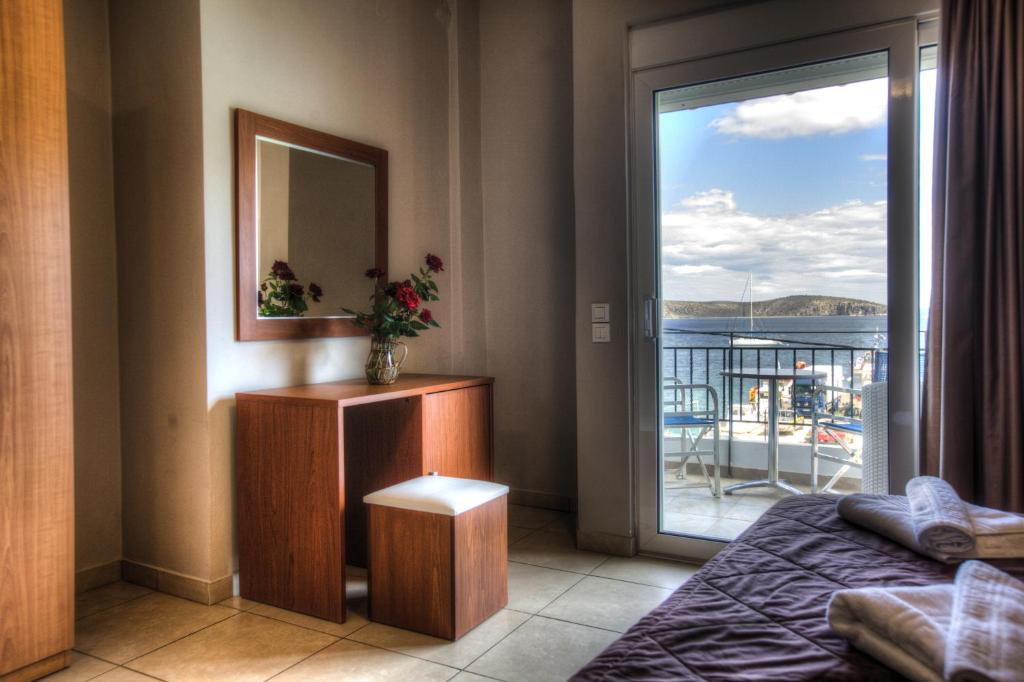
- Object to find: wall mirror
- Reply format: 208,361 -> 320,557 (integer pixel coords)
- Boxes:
236,109 -> 387,340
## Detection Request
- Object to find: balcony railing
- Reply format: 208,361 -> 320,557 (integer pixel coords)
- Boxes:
663,329 -> 885,427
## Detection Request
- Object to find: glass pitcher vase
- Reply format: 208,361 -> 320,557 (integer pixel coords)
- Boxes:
365,336 -> 407,385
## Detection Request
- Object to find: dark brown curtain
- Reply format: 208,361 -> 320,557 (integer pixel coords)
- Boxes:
923,0 -> 1024,511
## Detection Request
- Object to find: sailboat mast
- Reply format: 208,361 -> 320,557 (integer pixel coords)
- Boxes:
749,273 -> 753,331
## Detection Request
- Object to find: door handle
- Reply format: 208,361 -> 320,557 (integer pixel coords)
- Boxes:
644,297 -> 658,340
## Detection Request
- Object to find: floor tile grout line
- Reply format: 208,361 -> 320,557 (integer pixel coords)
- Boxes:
527,612 -> 627,635
244,606 -> 367,640
275,634 -> 462,678
460,612 -> 537,676
458,670 -> 507,682
73,659 -> 123,682
584,572 -> 693,591
75,589 -> 158,623
506,558 -> 604,576
115,665 -> 165,681
504,561 -> 587,619
263,634 -> 343,681
587,555 -> 613,575
117,609 -> 243,669
507,526 -> 545,548
339,612 -> 529,672
70,649 -> 125,667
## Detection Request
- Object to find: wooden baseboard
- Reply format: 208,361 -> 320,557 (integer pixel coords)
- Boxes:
508,488 -> 575,512
0,651 -> 70,682
75,560 -> 122,594
121,560 -> 233,605
576,529 -> 635,557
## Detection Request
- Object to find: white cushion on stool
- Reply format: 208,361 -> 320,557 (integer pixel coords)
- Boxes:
363,475 -> 509,517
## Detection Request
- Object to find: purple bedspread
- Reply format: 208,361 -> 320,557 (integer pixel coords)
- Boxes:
573,495 -> 1024,681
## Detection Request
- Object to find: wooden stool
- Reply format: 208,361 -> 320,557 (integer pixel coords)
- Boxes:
364,475 -> 509,640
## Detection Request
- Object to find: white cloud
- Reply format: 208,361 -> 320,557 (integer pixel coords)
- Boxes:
710,78 -> 887,140
661,189 -> 887,302
859,153 -> 887,161
667,264 -> 727,276
679,188 -> 735,211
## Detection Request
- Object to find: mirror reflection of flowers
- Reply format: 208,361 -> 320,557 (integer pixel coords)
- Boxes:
344,254 -> 443,339
258,260 -> 323,317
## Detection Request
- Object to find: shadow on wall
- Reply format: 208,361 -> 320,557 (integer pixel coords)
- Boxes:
210,396 -> 238,576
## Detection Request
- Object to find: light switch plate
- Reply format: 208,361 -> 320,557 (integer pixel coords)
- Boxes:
591,303 -> 610,323
592,323 -> 611,343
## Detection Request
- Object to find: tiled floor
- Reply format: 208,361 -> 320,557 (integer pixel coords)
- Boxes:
663,461 -> 859,541
54,507 -> 701,682
663,473 -> 802,541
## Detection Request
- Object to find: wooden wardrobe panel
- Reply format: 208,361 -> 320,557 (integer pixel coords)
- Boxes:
0,0 -> 75,677
236,400 -> 345,623
423,386 -> 493,481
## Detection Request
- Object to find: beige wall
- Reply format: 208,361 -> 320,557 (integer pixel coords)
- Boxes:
479,0 -> 576,506
109,0 -> 213,580
200,0 -> 455,579
82,0 -> 583,585
572,0 -> 746,553
447,0 -> 487,377
64,0 -> 122,575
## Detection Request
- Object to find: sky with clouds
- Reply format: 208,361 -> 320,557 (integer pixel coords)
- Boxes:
658,77 -> 890,304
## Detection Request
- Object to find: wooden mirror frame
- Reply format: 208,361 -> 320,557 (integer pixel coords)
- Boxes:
235,108 -> 388,341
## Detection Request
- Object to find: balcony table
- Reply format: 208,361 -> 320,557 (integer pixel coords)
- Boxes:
719,368 -> 826,496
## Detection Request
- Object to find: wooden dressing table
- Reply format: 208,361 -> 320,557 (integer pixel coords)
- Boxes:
236,374 -> 494,623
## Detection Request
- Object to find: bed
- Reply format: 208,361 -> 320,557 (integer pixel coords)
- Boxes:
572,494 -> 1024,681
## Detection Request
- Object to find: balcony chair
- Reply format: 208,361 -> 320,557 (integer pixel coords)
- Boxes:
810,381 -> 888,494
664,379 -> 721,497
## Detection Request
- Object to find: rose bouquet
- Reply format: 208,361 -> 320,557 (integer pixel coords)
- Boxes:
258,260 -> 323,317
344,253 -> 443,384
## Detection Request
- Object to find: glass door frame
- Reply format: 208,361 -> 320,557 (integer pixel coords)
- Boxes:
631,20 -> 922,560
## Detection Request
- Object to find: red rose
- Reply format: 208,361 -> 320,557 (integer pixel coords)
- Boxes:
395,283 -> 419,310
365,267 -> 385,279
420,308 -> 433,323
308,283 -> 323,302
425,253 -> 444,273
272,260 -> 296,281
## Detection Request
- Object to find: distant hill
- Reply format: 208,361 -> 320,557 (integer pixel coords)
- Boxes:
663,295 -> 886,318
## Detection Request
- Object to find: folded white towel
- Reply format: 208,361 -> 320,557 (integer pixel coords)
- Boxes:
836,486 -> 1024,563
828,561 -> 1024,682
828,583 -> 953,682
837,493 -> 928,554
946,561 -> 1024,682
908,477 -> 976,556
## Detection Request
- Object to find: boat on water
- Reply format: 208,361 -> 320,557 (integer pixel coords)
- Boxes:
732,274 -> 780,347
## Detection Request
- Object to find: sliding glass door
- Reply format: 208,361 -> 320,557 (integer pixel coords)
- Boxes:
632,21 -> 924,559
